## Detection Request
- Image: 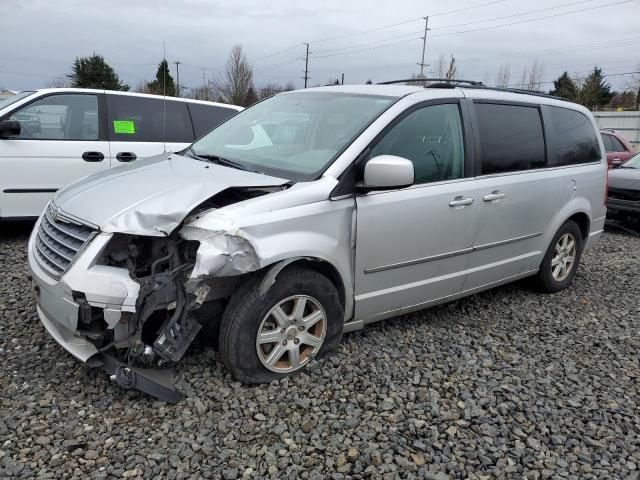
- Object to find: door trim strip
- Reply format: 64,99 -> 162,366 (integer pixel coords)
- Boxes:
364,231 -> 542,274
3,188 -> 58,193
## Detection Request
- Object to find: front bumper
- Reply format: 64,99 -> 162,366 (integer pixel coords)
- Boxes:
28,224 -> 140,361
606,197 -> 640,215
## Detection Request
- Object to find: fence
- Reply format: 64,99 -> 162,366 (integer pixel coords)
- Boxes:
592,111 -> 640,150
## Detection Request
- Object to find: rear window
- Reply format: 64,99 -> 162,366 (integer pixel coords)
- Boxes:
545,106 -> 601,165
106,95 -> 194,143
475,103 -> 546,175
188,103 -> 238,138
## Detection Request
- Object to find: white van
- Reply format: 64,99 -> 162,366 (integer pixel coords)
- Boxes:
0,89 -> 241,220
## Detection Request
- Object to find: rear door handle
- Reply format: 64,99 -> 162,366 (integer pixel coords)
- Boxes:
82,151 -> 104,162
449,196 -> 474,207
116,152 -> 137,162
483,191 -> 506,202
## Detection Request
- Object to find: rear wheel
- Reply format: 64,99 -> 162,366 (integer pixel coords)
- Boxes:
536,220 -> 584,293
219,268 -> 343,383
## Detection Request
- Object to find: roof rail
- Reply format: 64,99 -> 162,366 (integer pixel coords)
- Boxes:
376,78 -> 563,100
463,84 -> 562,100
377,78 -> 483,86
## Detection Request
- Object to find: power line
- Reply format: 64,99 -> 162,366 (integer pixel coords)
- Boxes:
252,44 -> 302,63
312,30 -> 422,55
309,0 -> 635,62
429,0 -> 635,38
430,0 -> 599,30
310,0 -> 510,43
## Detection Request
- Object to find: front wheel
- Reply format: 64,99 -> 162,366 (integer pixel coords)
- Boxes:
536,220 -> 584,293
219,268 -> 343,383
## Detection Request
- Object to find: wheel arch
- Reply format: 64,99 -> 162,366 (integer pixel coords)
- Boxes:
257,257 -> 349,320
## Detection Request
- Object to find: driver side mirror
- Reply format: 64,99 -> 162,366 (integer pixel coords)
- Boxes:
362,155 -> 414,190
0,120 -> 21,139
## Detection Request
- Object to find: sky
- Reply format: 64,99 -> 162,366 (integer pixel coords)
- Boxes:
1,0 -> 639,93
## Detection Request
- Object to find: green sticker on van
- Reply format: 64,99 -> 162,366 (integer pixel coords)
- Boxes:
113,120 -> 135,134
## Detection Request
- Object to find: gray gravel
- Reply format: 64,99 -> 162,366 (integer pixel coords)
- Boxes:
1,223 -> 639,480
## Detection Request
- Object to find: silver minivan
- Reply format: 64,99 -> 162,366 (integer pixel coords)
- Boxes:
28,82 -> 607,401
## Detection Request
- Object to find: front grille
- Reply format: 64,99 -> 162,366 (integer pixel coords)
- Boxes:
34,203 -> 96,277
608,188 -> 640,202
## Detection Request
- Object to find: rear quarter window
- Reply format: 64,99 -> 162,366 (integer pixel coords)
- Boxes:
544,106 -> 601,165
188,103 -> 238,138
475,102 -> 546,175
106,95 -> 194,143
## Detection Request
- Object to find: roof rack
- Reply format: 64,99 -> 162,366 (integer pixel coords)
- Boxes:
376,78 -> 562,100
377,78 -> 483,86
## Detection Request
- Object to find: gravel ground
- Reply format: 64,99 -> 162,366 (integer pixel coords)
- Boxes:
1,224 -> 639,480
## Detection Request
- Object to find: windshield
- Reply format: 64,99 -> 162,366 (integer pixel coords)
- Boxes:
190,92 -> 396,180
622,152 -> 640,169
0,91 -> 34,112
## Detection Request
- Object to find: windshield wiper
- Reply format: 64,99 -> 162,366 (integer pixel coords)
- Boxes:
185,147 -> 262,174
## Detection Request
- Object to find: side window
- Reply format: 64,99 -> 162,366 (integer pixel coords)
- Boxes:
106,95 -> 193,143
475,103 -> 545,174
8,94 -> 98,140
369,103 -> 465,184
545,106 -> 601,166
609,135 -> 626,152
188,103 -> 238,138
601,134 -> 614,152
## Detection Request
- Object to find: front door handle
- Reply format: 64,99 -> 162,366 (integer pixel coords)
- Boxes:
483,191 -> 506,202
449,196 -> 474,207
116,152 -> 137,162
82,151 -> 104,162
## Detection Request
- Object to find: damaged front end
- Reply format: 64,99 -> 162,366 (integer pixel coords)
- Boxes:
90,226 -> 252,402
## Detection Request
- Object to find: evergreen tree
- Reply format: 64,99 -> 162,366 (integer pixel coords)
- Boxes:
550,72 -> 577,101
68,53 -> 129,91
579,67 -> 614,109
147,60 -> 176,96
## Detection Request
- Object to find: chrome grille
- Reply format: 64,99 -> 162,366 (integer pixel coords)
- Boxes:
34,204 -> 96,277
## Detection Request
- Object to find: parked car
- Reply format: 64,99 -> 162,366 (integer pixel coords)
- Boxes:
0,88 -> 242,220
27,82 -> 607,401
600,129 -> 635,167
607,152 -> 640,220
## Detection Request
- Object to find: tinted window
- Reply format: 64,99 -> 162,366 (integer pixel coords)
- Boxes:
107,95 -> 193,143
475,103 -> 545,174
545,106 -> 601,166
188,103 -> 238,138
609,135 -> 626,152
370,103 -> 465,184
9,94 -> 98,140
601,134 -> 614,152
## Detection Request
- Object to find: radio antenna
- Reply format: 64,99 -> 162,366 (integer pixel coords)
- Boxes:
162,41 -> 167,154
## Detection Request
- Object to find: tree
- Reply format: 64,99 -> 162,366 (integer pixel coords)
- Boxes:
68,53 -> 129,91
365,79 -> 373,85
445,55 -> 457,80
579,67 -> 614,109
550,71 -> 578,101
46,75 -> 71,88
218,45 -> 255,107
495,62 -> 511,87
147,60 -> 175,96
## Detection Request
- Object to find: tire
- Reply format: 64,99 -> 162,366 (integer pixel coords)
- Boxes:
536,220 -> 584,293
219,267 -> 344,384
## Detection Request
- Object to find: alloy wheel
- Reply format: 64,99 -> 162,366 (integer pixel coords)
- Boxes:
255,295 -> 327,373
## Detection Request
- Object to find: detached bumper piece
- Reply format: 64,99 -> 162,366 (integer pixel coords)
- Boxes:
98,354 -> 185,404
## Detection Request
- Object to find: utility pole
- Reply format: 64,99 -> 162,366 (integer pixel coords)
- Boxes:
417,16 -> 429,78
341,73 -> 344,85
173,61 -> 181,97
303,43 -> 310,88
202,68 -> 206,86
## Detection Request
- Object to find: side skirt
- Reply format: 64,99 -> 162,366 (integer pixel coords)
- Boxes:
342,269 -> 538,332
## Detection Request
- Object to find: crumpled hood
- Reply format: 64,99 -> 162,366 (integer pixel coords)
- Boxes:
608,168 -> 640,191
53,153 -> 288,235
